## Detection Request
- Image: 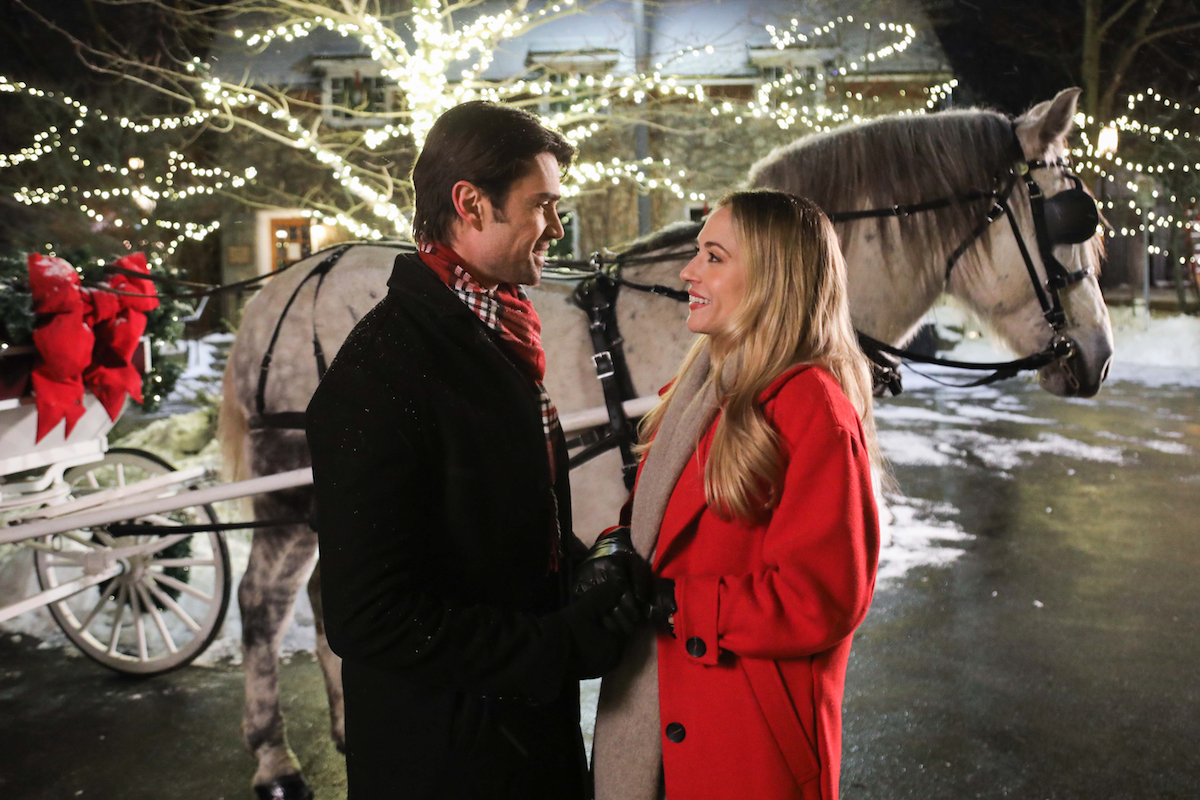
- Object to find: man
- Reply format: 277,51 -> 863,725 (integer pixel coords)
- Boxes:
307,102 -> 630,798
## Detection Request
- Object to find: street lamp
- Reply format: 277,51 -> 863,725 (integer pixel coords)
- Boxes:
1096,125 -> 1119,157
1134,175 -> 1157,331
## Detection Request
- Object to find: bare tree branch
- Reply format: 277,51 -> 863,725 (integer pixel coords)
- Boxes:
1098,0 -> 1143,36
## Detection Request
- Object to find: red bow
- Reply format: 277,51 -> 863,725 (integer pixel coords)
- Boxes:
27,252 -> 159,442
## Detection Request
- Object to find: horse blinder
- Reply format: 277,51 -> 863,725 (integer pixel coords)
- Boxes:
1042,175 -> 1101,246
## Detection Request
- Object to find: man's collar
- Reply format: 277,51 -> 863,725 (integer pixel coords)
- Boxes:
419,240 -> 500,290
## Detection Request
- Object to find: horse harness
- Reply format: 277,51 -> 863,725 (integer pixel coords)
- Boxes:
249,243 -> 356,431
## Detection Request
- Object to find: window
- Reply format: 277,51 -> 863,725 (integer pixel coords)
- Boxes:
525,50 -> 619,117
544,72 -> 574,116
686,203 -> 710,223
316,58 -> 393,126
761,65 -> 789,83
749,48 -> 830,106
271,219 -> 312,269
329,74 -> 388,118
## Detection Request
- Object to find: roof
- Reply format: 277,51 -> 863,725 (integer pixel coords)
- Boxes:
208,0 -> 951,89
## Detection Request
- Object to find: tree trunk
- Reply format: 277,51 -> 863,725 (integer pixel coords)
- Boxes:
1097,0 -> 1166,123
1081,0 -> 1102,119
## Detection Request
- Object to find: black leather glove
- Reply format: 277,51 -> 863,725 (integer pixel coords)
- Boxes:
572,527 -> 653,634
647,577 -> 677,637
552,581 -> 628,679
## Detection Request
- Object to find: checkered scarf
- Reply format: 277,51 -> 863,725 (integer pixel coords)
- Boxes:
418,243 -> 562,453
418,244 -> 565,571
453,270 -> 562,448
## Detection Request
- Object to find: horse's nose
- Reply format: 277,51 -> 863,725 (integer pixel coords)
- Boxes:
1065,335 -> 1112,398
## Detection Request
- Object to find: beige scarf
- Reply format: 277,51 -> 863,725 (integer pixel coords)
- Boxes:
592,348 -> 718,800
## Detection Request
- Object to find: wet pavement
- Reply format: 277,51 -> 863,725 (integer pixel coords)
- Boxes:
0,644 -> 346,800
1,373 -> 1198,799
843,375 -> 1200,799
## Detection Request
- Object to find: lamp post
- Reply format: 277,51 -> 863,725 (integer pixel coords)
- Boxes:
1134,175 -> 1157,331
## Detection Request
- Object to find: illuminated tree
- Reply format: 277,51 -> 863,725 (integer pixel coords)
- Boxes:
4,0 -> 948,256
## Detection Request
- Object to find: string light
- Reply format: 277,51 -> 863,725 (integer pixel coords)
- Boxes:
3,3 -> 975,245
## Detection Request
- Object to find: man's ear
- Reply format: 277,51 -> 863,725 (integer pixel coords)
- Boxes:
451,180 -> 488,232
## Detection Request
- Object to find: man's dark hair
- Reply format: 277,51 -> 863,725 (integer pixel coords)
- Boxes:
411,101 -> 575,244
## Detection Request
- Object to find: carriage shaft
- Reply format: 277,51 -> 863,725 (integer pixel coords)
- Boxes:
0,468 -> 314,545
22,465 -> 210,521
559,395 -> 658,436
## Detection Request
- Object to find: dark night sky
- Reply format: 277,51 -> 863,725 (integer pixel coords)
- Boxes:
922,0 -> 1200,116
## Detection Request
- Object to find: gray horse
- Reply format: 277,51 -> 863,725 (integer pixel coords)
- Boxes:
218,87 -> 1112,798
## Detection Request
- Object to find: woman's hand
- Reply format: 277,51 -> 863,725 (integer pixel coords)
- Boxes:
648,578 -> 677,637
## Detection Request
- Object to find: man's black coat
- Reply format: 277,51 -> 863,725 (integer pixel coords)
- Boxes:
307,253 -> 590,798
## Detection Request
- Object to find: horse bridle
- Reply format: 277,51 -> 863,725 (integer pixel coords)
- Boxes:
941,155 -> 1098,334
834,131 -> 1101,391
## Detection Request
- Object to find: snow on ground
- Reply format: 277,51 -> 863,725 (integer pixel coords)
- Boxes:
167,332 -> 234,405
1107,308 -> 1200,386
912,304 -> 1200,389
876,497 -> 972,586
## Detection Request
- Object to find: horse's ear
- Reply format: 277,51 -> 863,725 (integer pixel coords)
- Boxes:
1018,88 -> 1082,152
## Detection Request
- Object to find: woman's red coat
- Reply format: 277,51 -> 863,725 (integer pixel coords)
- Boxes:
626,365 -> 879,800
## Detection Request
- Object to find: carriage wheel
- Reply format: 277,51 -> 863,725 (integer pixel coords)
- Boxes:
33,448 -> 232,676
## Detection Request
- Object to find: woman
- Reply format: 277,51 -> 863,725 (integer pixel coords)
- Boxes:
583,190 -> 881,800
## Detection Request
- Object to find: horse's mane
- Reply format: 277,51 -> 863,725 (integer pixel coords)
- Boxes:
617,220 -> 702,259
747,108 -> 1017,272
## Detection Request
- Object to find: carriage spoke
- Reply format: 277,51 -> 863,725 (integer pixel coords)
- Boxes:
59,531 -> 104,549
151,571 -> 213,603
137,583 -> 177,654
131,587 -> 149,661
34,448 -> 232,674
26,540 -> 84,558
125,534 -> 190,559
78,590 -> 112,632
153,558 -> 216,568
145,578 -> 201,633
107,584 -> 128,655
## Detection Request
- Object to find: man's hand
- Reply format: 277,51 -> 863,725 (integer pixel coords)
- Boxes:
572,527 -> 652,634
553,582 -> 629,679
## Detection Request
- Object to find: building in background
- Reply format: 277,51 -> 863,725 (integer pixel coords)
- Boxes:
210,0 -> 952,319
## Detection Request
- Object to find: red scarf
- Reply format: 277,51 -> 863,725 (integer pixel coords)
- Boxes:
417,243 -> 546,383
417,242 -> 563,572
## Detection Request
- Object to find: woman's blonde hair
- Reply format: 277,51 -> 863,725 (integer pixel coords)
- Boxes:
638,189 -> 882,524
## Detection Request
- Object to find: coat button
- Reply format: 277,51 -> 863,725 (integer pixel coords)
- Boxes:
665,722 -> 686,743
686,636 -> 706,658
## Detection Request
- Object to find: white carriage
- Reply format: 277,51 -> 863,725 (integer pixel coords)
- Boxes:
0,342 -> 308,675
